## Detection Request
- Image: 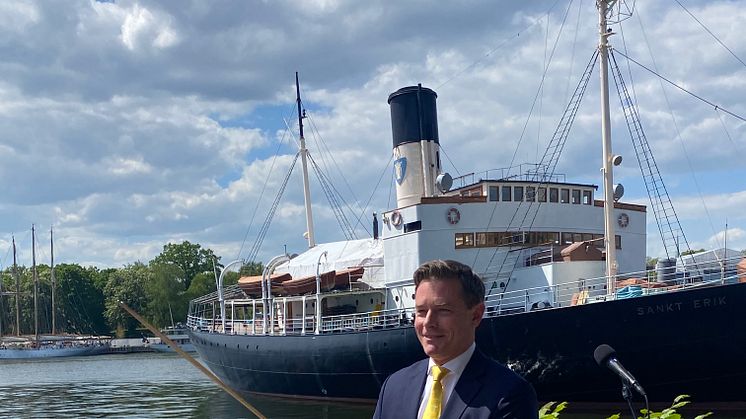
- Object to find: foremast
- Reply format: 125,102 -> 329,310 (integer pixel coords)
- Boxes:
296,72 -> 316,248
598,0 -> 618,296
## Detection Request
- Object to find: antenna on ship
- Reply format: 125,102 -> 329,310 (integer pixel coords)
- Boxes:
296,72 -> 316,248
32,224 -> 39,345
51,226 -> 56,335
598,0 -> 622,297
13,236 -> 20,336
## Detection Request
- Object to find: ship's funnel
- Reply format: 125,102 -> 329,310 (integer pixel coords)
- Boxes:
388,84 -> 444,207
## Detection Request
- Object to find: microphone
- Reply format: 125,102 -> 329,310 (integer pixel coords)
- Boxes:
594,344 -> 646,396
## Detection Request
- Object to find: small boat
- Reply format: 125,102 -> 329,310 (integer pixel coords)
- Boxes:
149,325 -> 197,353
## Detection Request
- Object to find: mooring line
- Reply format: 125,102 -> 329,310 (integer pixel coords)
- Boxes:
118,301 -> 267,419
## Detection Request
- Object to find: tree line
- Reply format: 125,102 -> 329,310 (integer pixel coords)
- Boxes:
0,241 -> 263,338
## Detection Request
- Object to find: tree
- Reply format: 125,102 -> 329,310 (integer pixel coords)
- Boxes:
681,248 -> 705,256
150,241 -> 221,289
240,262 -> 264,277
145,263 -> 187,328
54,264 -> 108,335
104,263 -> 150,337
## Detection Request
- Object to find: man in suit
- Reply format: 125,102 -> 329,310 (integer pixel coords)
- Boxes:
374,260 -> 538,419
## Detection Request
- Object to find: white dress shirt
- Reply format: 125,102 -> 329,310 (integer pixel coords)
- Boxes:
417,343 -> 476,419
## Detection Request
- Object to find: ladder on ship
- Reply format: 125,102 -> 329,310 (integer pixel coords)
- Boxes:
609,50 -> 693,260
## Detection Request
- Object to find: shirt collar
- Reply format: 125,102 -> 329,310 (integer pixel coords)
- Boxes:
427,342 -> 475,378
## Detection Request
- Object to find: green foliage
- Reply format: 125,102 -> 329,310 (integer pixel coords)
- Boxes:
680,249 -> 705,256
150,241 -> 221,289
539,401 -> 567,418
145,263 -> 187,329
54,264 -> 108,334
240,261 -> 264,277
104,262 -> 151,337
539,395 -> 713,419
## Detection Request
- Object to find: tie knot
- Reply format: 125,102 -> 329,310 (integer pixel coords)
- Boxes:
431,365 -> 449,382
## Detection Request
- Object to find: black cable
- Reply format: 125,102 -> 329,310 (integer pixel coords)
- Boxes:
674,0 -> 746,69
614,49 -> 746,123
643,393 -> 650,419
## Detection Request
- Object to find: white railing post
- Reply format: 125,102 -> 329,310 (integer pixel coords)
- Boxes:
217,259 -> 244,334
301,296 -> 306,335
315,251 -> 328,335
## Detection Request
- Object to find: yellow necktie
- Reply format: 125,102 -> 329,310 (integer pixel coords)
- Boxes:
423,365 -> 450,419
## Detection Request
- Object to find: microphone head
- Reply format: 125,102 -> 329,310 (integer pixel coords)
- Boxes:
594,344 -> 616,366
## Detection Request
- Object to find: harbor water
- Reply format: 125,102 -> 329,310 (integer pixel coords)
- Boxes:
0,353 -> 738,418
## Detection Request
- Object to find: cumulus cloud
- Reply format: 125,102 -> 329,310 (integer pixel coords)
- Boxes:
0,0 -> 744,269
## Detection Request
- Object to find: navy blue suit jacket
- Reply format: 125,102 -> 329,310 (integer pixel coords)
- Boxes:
373,349 -> 538,419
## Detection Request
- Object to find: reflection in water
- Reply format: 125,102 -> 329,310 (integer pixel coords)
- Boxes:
0,353 -> 375,418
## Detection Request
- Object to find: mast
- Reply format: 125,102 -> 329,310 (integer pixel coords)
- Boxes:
13,236 -> 20,336
51,226 -> 56,335
0,249 -> 3,338
296,72 -> 316,248
32,225 -> 39,344
598,0 -> 618,297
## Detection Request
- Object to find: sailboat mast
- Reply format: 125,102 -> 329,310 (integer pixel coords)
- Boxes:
32,225 -> 39,343
51,226 -> 56,335
296,72 -> 316,248
13,236 -> 20,336
598,0 -> 618,296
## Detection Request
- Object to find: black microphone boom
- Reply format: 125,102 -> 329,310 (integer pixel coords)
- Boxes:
594,344 -> 647,396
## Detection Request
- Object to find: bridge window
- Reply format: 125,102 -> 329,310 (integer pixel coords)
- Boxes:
489,186 -> 499,201
549,188 -> 559,203
513,186 -> 524,202
583,190 -> 592,205
455,233 -> 475,248
561,188 -> 570,203
501,186 -> 512,201
526,187 -> 535,202
538,187 -> 547,202
572,189 -> 581,204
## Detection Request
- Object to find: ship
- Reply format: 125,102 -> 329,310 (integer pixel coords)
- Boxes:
187,1 -> 746,403
0,226 -> 110,359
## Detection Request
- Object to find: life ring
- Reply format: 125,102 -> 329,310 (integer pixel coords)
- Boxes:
391,210 -> 403,227
446,207 -> 460,224
617,213 -> 629,228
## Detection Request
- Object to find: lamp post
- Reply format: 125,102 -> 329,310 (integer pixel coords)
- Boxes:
217,259 -> 244,333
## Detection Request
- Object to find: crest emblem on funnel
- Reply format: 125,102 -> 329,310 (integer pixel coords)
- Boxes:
394,157 -> 407,185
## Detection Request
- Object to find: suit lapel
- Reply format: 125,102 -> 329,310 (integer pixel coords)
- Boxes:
400,359 -> 428,418
441,350 -> 488,419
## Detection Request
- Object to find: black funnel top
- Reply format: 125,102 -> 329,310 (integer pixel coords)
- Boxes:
387,85 -> 439,148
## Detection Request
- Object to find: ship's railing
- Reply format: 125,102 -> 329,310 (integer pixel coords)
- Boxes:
187,302 -> 414,336
187,257 -> 744,335
452,163 -> 567,189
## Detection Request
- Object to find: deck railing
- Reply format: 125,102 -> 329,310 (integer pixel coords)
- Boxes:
187,259 -> 744,336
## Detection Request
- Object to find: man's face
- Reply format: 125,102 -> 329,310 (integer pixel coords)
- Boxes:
414,278 -> 485,365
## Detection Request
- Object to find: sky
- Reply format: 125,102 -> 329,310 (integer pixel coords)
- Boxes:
0,0 -> 744,270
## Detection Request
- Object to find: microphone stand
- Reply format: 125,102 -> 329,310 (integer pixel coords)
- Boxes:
621,383 -> 636,419
621,382 -> 650,419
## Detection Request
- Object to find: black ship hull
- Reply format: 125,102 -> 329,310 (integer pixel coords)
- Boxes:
191,281 -> 746,402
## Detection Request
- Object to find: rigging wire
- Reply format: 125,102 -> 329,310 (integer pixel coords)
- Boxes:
353,155 -> 394,235
674,0 -> 746,69
631,11 -> 720,246
507,0 -> 575,172
307,153 -> 358,240
303,111 -> 372,237
715,107 -> 743,153
236,104 -> 296,261
245,153 -> 301,264
435,0 -> 565,90
476,0 -> 576,272
613,50 -> 746,124
438,145 -> 462,178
